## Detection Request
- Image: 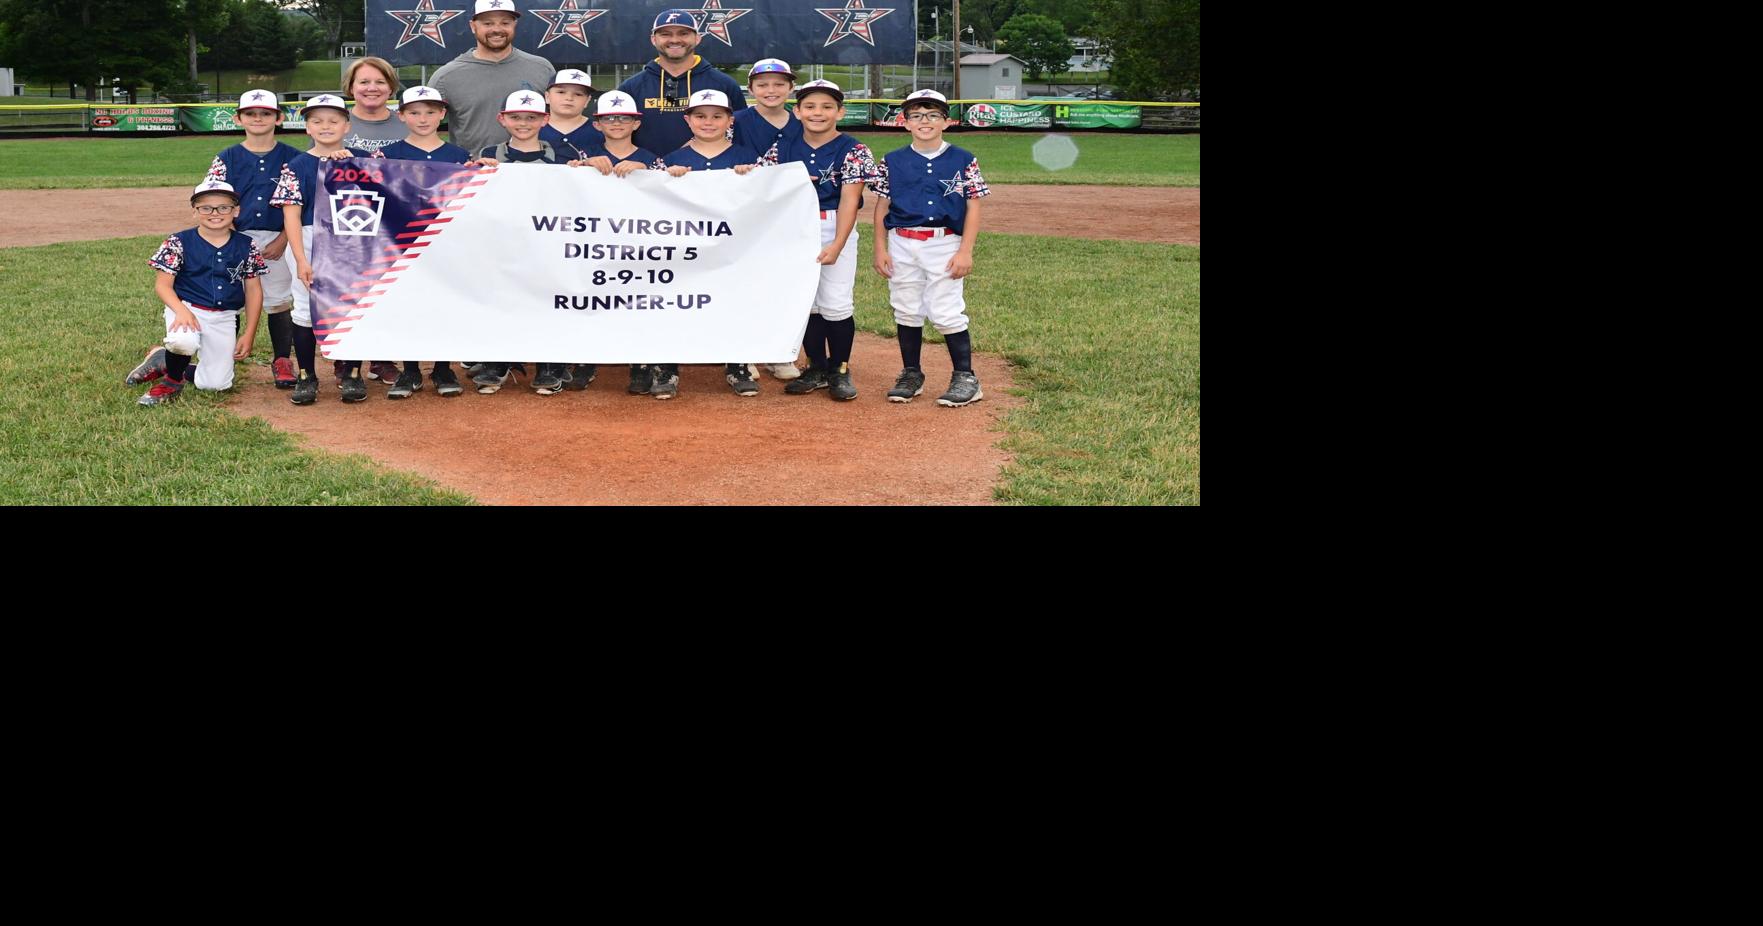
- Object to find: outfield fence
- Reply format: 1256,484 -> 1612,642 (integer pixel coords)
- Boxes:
0,101 -> 1198,136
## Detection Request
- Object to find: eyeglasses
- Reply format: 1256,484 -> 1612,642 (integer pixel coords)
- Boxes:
903,111 -> 945,123
195,204 -> 236,214
597,116 -> 637,124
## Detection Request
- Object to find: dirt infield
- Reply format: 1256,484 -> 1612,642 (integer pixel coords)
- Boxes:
230,348 -> 1017,505
0,184 -> 1198,248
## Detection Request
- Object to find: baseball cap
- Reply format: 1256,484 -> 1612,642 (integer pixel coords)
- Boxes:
235,89 -> 280,113
652,8 -> 699,32
683,89 -> 731,112
902,89 -> 950,113
595,91 -> 641,117
748,59 -> 795,83
549,69 -> 594,91
400,85 -> 446,107
472,0 -> 519,18
501,90 -> 547,115
302,94 -> 349,116
190,179 -> 240,204
795,79 -> 844,104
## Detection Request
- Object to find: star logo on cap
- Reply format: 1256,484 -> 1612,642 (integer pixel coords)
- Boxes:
607,94 -> 628,107
416,87 -> 433,96
532,0 -> 607,48
817,0 -> 894,47
387,0 -> 464,49
248,91 -> 269,102
519,94 -> 537,106
693,1 -> 751,47
488,0 -> 506,7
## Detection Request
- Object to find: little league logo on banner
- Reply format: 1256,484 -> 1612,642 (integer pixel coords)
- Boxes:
312,158 -> 820,364
367,0 -> 912,65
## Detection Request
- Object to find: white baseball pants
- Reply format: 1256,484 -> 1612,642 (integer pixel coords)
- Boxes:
886,229 -> 970,335
163,301 -> 239,391
242,228 -> 292,309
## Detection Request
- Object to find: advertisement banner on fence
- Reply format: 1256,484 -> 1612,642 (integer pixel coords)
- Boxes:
1052,103 -> 1142,129
88,106 -> 178,132
963,102 -> 1051,129
179,104 -> 306,131
311,157 -> 819,364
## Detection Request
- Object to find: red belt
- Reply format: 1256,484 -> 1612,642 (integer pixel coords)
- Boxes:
895,228 -> 950,240
187,303 -> 223,311
820,210 -> 832,219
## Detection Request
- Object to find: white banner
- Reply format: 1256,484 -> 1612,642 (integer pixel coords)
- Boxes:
315,161 -> 821,364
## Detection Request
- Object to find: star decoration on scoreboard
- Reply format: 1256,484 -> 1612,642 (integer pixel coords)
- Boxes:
386,0 -> 465,49
531,0 -> 608,48
817,0 -> 895,47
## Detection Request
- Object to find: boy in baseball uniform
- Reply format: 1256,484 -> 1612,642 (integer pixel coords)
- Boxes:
130,180 -> 267,406
734,58 -> 806,382
376,85 -> 474,399
564,90 -> 661,392
762,80 -> 878,401
870,90 -> 989,407
269,94 -> 374,405
654,88 -> 761,399
539,68 -> 604,162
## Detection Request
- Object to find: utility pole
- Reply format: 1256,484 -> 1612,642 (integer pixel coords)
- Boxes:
951,0 -> 961,102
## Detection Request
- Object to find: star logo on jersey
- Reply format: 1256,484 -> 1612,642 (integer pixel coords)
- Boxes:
940,176 -> 966,197
692,1 -> 751,47
817,0 -> 895,47
532,1 -> 608,48
817,164 -> 838,186
386,0 -> 465,49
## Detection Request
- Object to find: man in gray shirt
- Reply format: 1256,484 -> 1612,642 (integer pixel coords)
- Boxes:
430,0 -> 555,156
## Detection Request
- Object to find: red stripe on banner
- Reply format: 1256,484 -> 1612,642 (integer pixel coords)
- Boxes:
349,279 -> 382,288
453,193 -> 477,200
404,242 -> 429,249
416,207 -> 441,216
353,303 -> 375,309
466,180 -> 489,188
428,217 -> 454,224
404,219 -> 436,229
394,231 -> 427,239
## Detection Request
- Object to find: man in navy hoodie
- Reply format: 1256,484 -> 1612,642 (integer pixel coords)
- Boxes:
617,8 -> 748,157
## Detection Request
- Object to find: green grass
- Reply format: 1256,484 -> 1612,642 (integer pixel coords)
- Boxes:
852,233 -> 1200,504
858,132 -> 1197,186
0,132 -> 1197,189
0,236 -> 473,505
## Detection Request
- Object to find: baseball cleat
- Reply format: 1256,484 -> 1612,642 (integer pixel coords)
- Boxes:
532,363 -> 567,395
887,367 -> 926,403
387,367 -> 423,399
290,369 -> 318,405
473,362 -> 512,394
431,365 -> 464,397
935,371 -> 983,407
725,362 -> 759,396
627,364 -> 653,395
136,379 -> 183,406
272,356 -> 297,389
126,346 -> 168,385
649,364 -> 679,400
566,363 -> 597,390
784,366 -> 828,394
827,362 -> 857,401
368,360 -> 399,382
339,367 -> 368,402
764,361 -> 802,381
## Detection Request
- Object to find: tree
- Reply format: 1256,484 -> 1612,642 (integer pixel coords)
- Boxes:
995,13 -> 1074,80
0,0 -> 185,99
1092,0 -> 1199,100
181,0 -> 232,82
202,0 -> 302,72
277,0 -> 363,53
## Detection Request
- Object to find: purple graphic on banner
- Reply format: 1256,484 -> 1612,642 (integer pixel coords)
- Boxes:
364,0 -> 911,66
312,157 -> 481,358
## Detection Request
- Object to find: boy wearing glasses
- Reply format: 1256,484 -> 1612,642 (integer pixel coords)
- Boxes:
870,90 -> 990,407
131,180 -> 267,407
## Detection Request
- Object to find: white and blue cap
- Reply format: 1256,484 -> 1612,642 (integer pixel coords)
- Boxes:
652,8 -> 699,32
190,179 -> 239,203
684,89 -> 731,112
501,90 -> 547,115
473,0 -> 520,18
400,85 -> 446,107
301,93 -> 349,115
549,68 -> 594,91
902,88 -> 950,113
596,91 -> 641,117
748,58 -> 795,82
235,89 -> 280,112
795,79 -> 844,103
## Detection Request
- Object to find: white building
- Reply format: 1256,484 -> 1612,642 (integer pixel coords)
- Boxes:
1067,37 -> 1111,73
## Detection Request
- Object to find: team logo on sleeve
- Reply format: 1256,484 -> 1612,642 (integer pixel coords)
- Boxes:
386,0 -> 466,49
816,0 -> 895,47
532,1 -> 608,48
331,189 -> 387,236
693,1 -> 752,46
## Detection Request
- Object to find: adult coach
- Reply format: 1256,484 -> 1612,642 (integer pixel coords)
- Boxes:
430,0 -> 555,157
618,9 -> 748,157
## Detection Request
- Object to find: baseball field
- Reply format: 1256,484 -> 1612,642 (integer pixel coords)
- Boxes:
0,131 -> 1199,505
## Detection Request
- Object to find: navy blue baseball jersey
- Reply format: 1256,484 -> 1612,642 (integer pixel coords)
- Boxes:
872,143 -> 991,236
732,108 -> 801,160
762,133 -> 878,212
205,142 -> 302,232
540,121 -> 607,161
270,149 -> 372,227
148,228 -> 268,310
377,140 -> 473,164
582,143 -> 661,168
661,142 -> 762,172
477,144 -> 560,164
